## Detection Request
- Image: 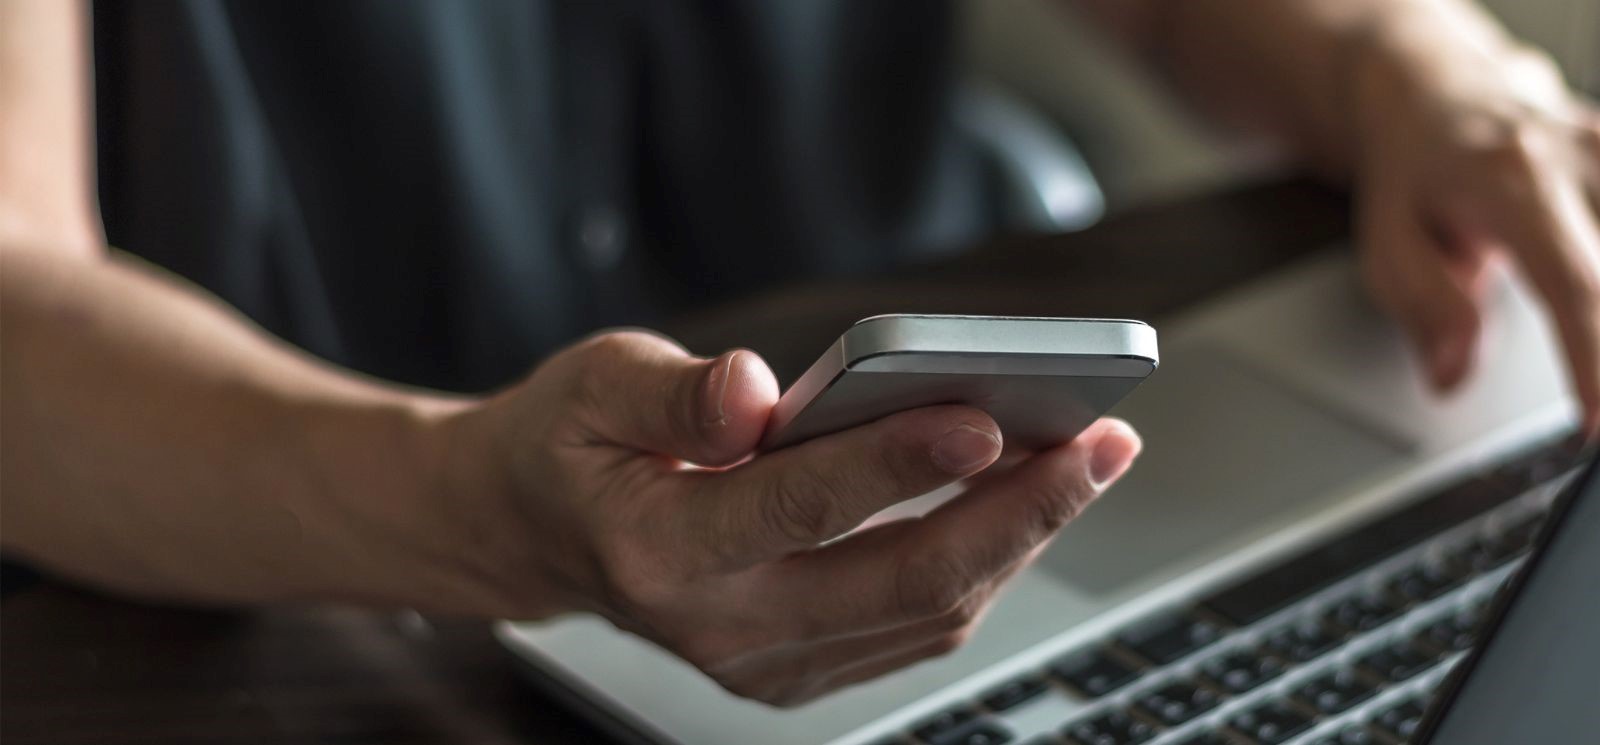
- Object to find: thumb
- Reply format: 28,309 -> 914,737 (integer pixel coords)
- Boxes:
569,331 -> 779,466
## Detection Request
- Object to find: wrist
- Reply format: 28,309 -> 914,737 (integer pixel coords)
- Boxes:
403,394 -> 591,619
1345,32 -> 1424,168
289,390 -> 521,615
1343,4 -> 1534,167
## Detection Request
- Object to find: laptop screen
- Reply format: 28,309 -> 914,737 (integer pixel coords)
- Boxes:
1418,452 -> 1600,742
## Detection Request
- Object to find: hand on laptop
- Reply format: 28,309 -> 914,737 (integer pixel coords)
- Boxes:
1348,26 -> 1600,433
439,330 -> 1140,706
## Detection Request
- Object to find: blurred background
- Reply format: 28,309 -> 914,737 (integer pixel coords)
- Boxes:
963,0 -> 1600,215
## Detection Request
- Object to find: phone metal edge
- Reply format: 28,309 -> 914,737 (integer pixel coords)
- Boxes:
761,315 -> 1157,450
843,315 -> 1157,376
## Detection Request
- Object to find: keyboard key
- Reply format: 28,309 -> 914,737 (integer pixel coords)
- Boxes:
1227,700 -> 1314,744
1494,512 -> 1545,552
1293,668 -> 1379,714
934,720 -> 1014,745
1372,698 -> 1427,741
1444,533 -> 1516,573
1050,649 -> 1141,698
1385,561 -> 1465,603
1419,608 -> 1484,652
913,707 -> 978,743
1357,639 -> 1440,682
1200,461 -> 1531,626
1198,647 -> 1285,695
1473,530 -> 1534,568
1169,733 -> 1231,745
1018,737 -> 1061,745
982,675 -> 1050,712
1492,436 -> 1582,489
1321,591 -> 1405,634
1133,679 -> 1220,726
1116,612 -> 1224,665
1061,709 -> 1156,745
1304,725 -> 1382,745
1263,618 -> 1344,662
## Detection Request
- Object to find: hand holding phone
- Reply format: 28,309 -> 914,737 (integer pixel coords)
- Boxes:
453,327 -> 1144,704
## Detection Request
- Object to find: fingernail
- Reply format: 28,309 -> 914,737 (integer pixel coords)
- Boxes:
703,352 -> 737,426
1088,423 -> 1142,490
932,424 -> 1002,473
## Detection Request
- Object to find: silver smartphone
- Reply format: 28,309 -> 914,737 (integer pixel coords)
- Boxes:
761,314 -> 1159,451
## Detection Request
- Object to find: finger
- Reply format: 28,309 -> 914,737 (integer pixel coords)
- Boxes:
567,331 -> 778,466
1578,105 -> 1600,196
1581,109 -> 1600,238
688,405 -> 1002,569
960,450 -> 1033,491
1487,167 -> 1600,432
755,528 -> 1048,699
1360,191 -> 1486,390
775,418 -> 1139,636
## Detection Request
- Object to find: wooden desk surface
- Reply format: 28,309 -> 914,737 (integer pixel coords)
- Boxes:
1,180 -> 1349,745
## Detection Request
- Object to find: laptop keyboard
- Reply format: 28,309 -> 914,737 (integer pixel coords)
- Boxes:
871,437 -> 1583,745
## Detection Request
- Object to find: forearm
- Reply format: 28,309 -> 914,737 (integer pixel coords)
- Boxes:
0,244 -> 487,610
0,0 -> 98,252
1077,0 -> 1529,175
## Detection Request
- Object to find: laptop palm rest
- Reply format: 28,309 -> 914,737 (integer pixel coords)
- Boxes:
1037,345 -> 1411,595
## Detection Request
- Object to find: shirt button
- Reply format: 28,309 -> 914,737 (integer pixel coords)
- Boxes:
574,205 -> 627,271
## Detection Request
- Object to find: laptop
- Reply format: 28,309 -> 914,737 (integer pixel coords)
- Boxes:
497,248 -> 1588,744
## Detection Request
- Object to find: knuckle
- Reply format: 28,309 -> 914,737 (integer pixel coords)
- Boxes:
1023,486 -> 1076,537
1510,46 -> 1564,85
565,337 -> 629,403
872,424 -> 925,481
1020,474 -> 1092,539
569,369 -> 605,414
893,550 -> 971,620
573,331 -> 635,368
766,473 -> 841,546
570,330 -> 669,376
1477,123 -> 1547,176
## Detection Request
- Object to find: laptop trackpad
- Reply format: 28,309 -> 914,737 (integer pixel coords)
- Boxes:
1037,346 -> 1410,595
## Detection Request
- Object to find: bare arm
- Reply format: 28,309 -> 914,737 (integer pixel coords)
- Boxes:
0,246 -> 486,608
1074,0 -> 1517,174
1077,0 -> 1600,433
0,1 -> 481,608
0,0 -> 99,253
0,2 -> 1145,705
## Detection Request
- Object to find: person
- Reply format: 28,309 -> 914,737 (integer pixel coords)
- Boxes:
1,0 -> 1595,708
